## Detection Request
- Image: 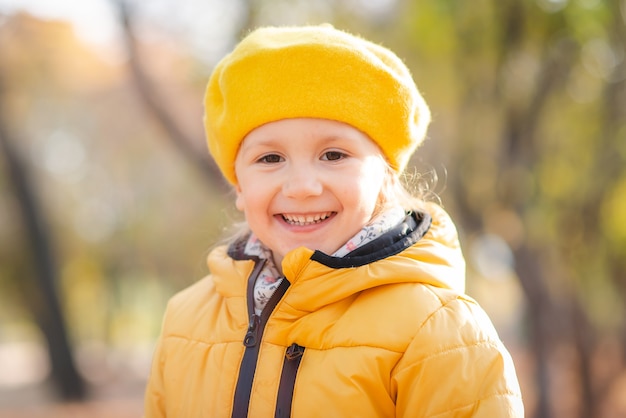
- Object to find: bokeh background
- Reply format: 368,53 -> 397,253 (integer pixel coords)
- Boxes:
0,0 -> 625,417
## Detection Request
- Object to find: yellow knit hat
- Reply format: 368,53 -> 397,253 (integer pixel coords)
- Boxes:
204,25 -> 431,185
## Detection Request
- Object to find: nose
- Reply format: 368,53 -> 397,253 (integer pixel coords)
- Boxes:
282,163 -> 323,199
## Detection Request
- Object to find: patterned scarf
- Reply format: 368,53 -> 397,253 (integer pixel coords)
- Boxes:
244,207 -> 406,314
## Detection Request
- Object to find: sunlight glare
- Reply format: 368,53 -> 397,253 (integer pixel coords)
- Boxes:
0,0 -> 119,47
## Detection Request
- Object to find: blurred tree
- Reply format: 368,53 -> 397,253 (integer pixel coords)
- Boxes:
1,0 -> 624,415
390,0 -> 626,417
115,0 -> 229,193
0,74 -> 86,400
109,0 -> 626,416
0,11 -> 225,404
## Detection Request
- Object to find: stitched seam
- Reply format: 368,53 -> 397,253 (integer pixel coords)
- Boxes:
396,290 -> 499,374
427,392 -> 522,418
162,334 -> 242,346
414,340 -> 500,366
163,335 -> 412,354
270,340 -> 405,354
415,285 -> 460,333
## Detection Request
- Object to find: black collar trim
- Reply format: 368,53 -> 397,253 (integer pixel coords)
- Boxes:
310,210 -> 432,269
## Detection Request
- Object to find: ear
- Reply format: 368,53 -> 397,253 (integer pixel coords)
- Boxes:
234,185 -> 245,212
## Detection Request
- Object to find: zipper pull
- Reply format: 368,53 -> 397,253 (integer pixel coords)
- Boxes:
243,314 -> 260,347
285,343 -> 304,360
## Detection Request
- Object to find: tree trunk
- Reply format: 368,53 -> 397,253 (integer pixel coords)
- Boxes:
0,78 -> 86,401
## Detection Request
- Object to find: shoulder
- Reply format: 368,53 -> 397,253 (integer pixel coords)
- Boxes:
159,271 -> 249,346
392,285 -> 523,415
400,284 -> 520,390
394,286 -> 523,417
159,246 -> 254,341
168,276 -> 216,310
411,283 -> 504,356
365,281 -> 506,362
338,283 -> 475,352
161,277 -> 218,334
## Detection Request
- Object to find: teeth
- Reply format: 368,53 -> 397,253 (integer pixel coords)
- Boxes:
283,212 -> 332,226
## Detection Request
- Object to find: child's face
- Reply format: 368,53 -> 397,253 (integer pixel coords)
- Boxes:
234,118 -> 388,268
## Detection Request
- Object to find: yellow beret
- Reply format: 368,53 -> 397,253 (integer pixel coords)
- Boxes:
204,25 -> 431,185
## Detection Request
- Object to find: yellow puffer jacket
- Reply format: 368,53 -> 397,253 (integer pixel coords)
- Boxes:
144,204 -> 524,417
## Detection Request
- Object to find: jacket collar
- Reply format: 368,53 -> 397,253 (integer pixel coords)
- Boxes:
310,210 -> 431,268
212,203 -> 466,307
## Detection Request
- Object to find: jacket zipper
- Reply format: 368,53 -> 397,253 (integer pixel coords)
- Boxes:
275,343 -> 305,418
231,259 -> 290,418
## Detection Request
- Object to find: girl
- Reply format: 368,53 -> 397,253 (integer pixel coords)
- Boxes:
144,25 -> 524,417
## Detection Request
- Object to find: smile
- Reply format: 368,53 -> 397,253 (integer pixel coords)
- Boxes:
281,212 -> 334,226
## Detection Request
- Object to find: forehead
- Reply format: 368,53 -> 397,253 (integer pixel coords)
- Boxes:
238,118 -> 379,151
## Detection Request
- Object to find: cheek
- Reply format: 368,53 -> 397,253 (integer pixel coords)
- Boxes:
340,175 -> 384,216
360,164 -> 387,202
235,187 -> 267,216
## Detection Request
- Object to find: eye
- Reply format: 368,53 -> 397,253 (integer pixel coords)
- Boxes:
321,151 -> 346,161
258,154 -> 283,164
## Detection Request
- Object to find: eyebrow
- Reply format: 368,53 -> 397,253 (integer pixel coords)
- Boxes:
242,134 -> 352,149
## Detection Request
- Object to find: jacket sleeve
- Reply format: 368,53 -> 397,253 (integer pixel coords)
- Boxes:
144,336 -> 166,418
393,293 -> 524,418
